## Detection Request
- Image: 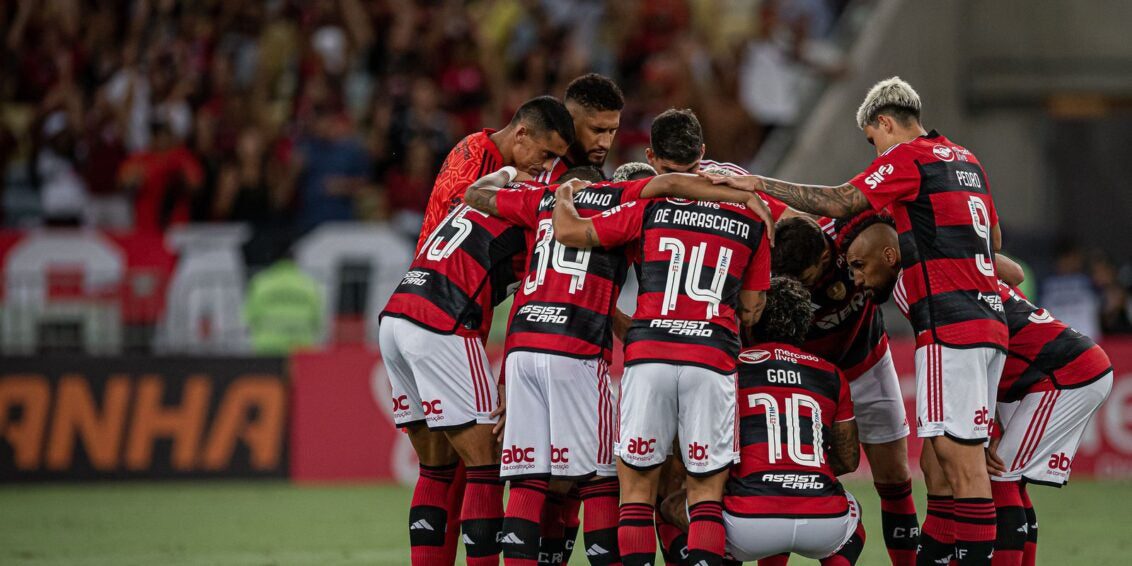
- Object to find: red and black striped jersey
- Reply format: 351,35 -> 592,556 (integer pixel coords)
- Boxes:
726,343 -> 855,518
996,282 -> 1111,403
590,198 -> 771,374
382,203 -> 526,341
493,178 -> 651,361
416,130 -> 503,254
803,244 -> 889,381
850,131 -> 1007,351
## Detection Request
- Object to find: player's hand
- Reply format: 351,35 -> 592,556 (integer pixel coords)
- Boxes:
557,178 -> 591,200
745,194 -> 776,246
700,172 -> 761,192
490,382 -> 506,442
985,434 -> 1006,476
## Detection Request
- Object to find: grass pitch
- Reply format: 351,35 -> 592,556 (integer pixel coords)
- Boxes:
3,480 -> 1131,565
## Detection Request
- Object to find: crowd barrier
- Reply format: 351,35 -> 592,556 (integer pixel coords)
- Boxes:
2,339 -> 1129,482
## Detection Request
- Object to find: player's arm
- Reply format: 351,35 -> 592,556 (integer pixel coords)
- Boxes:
737,290 -> 766,328
463,167 -> 519,216
829,419 -> 860,476
991,222 -> 1002,251
702,173 -> 871,219
996,253 -> 1025,287
551,180 -> 601,248
643,173 -> 777,243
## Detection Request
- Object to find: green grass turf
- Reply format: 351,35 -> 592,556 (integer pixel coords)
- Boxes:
3,480 -> 1131,565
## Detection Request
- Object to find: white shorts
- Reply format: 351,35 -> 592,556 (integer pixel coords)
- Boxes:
849,348 -> 910,445
915,345 -> 1005,441
616,363 -> 738,476
500,351 -> 618,479
724,492 -> 861,561
378,317 -> 499,430
992,373 -> 1112,486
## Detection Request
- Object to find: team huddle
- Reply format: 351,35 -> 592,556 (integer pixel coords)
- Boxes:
378,74 -> 1112,566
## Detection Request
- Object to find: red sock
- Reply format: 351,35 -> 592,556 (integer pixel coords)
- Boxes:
580,478 -> 621,565
875,481 -> 918,566
1019,486 -> 1036,566
440,461 -> 466,564
537,494 -> 566,565
618,502 -> 656,566
990,482 -> 1025,566
560,492 -> 583,564
462,465 -> 505,566
502,479 -> 548,566
954,498 -> 996,565
687,501 -> 726,566
410,463 -> 457,565
656,503 -> 688,565
759,554 -> 790,566
919,495 -> 955,565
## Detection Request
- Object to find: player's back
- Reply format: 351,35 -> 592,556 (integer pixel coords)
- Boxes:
416,130 -> 502,253
726,343 -> 853,518
382,203 -> 525,341
625,198 -> 770,373
996,282 -> 1111,402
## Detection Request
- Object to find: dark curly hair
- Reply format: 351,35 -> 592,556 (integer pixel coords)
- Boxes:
772,217 -> 829,280
834,210 -> 897,252
565,73 -> 625,112
650,108 -> 703,165
749,277 -> 814,347
559,165 -> 606,183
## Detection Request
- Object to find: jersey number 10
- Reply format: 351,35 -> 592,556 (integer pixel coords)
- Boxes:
747,392 -> 825,468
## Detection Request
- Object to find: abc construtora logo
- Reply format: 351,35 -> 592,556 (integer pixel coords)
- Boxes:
738,349 -> 772,364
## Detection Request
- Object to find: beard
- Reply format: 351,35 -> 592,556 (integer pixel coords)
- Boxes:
869,280 -> 896,304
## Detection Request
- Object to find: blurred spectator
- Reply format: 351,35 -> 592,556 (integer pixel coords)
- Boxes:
1090,251 -> 1132,335
33,111 -> 88,225
244,247 -> 324,356
291,104 -> 372,234
214,127 -> 292,267
118,117 -> 204,233
1041,240 -> 1102,339
381,137 -> 436,241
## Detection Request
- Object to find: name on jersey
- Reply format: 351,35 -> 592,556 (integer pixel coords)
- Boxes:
774,348 -> 822,364
539,191 -> 614,209
761,473 -> 825,490
766,369 -> 802,385
977,292 -> 1005,312
863,164 -> 895,189
649,319 -> 713,337
652,208 -> 750,239
517,304 -> 568,324
401,270 -> 429,286
955,170 -> 982,189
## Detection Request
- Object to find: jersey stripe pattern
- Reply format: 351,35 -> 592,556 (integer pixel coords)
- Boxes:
850,131 -> 1007,350
494,179 -> 649,361
383,203 -> 526,341
996,282 -> 1112,403
803,249 -> 889,381
591,198 -> 771,374
726,343 -> 854,518
416,130 -> 503,254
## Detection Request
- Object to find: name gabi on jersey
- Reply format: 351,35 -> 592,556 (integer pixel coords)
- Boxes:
517,304 -> 568,324
762,473 -> 825,490
652,208 -> 750,239
400,270 -> 429,286
538,191 -> 614,209
649,319 -> 713,337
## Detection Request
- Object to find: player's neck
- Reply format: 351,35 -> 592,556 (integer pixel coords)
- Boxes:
491,127 -> 515,165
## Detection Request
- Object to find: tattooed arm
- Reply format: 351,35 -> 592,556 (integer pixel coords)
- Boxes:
551,180 -> 600,248
702,173 -> 871,219
829,419 -> 860,476
462,168 -> 517,216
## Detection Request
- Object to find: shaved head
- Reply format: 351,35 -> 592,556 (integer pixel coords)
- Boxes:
845,222 -> 901,303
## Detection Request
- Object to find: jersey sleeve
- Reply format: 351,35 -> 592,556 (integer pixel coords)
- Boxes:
590,200 -> 646,247
848,145 -> 922,212
493,188 -> 543,229
763,195 -> 788,222
616,178 -> 653,203
742,226 -> 771,291
834,369 -> 855,422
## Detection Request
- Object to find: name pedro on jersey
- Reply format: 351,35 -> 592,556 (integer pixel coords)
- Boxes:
652,206 -> 750,239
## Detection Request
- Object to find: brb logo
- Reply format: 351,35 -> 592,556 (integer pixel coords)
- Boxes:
687,442 -> 709,462
973,407 -> 990,426
392,395 -> 411,412
502,445 -> 536,465
550,446 -> 570,463
422,400 -> 443,416
1048,452 -> 1073,472
626,437 -> 657,456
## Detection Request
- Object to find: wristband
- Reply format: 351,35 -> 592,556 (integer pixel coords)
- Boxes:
499,166 -> 518,184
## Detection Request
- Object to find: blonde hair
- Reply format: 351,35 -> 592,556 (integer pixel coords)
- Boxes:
855,77 -> 921,130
